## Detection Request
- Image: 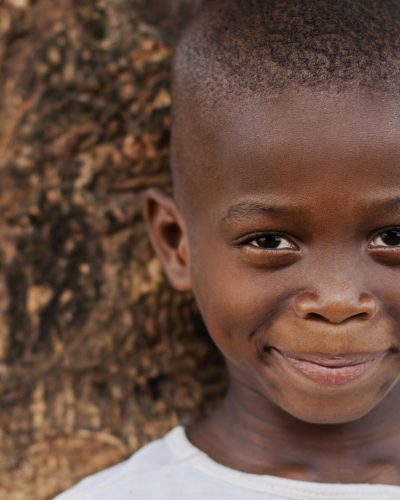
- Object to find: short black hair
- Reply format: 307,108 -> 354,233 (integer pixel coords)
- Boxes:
171,0 -> 400,187
174,0 -> 400,101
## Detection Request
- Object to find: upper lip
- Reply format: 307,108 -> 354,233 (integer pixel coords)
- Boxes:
276,350 -> 388,368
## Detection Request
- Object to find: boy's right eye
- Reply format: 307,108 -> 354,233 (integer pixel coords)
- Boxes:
369,229 -> 400,248
243,233 -> 298,251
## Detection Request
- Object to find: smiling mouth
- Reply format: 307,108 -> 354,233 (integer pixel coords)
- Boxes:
272,349 -> 388,386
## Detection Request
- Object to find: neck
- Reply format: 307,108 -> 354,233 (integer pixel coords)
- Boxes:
187,380 -> 400,484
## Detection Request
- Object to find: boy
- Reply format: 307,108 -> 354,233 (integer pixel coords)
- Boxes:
56,0 -> 400,498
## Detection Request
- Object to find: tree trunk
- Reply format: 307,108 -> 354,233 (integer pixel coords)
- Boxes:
0,1 -> 225,498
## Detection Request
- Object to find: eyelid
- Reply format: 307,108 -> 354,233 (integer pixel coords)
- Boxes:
368,227 -> 400,248
237,232 -> 299,250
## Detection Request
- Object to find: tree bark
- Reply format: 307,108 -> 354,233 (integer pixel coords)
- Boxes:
0,1 -> 225,498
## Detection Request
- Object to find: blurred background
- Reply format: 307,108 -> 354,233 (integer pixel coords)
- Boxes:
0,1 -> 226,497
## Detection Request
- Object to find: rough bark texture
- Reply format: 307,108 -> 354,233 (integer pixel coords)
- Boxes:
0,1 -> 226,498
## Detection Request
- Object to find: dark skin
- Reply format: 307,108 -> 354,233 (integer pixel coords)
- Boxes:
144,89 -> 400,484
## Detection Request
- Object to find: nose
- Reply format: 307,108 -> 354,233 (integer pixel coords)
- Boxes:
293,289 -> 378,324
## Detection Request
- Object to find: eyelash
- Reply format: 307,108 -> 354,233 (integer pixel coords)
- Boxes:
239,232 -> 298,251
369,227 -> 400,249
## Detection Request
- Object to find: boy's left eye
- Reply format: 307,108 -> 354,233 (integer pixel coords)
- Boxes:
369,229 -> 400,248
246,234 -> 296,250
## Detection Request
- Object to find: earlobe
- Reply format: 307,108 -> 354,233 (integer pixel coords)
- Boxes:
143,188 -> 192,291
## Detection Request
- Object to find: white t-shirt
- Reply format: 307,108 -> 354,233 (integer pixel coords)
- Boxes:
54,426 -> 400,499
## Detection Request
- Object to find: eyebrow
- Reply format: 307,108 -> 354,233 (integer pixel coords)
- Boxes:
369,196 -> 400,211
219,201 -> 301,227
219,196 -> 400,228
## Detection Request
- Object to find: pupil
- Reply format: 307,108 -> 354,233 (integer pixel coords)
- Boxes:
381,230 -> 400,246
257,235 -> 281,248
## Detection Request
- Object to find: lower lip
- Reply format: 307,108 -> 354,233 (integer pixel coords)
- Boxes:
278,353 -> 385,386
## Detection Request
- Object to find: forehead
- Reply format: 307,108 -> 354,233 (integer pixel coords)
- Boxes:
173,89 -> 400,212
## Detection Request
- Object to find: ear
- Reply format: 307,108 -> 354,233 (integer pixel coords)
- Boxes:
143,188 -> 191,291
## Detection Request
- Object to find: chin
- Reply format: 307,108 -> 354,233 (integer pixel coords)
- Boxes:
279,397 -> 382,425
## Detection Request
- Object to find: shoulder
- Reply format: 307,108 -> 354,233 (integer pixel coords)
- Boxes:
54,427 -> 197,500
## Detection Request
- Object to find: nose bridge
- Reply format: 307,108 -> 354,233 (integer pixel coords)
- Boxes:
310,244 -> 363,292
293,252 -> 378,323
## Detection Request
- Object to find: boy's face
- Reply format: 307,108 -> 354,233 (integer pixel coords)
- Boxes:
146,89 -> 400,424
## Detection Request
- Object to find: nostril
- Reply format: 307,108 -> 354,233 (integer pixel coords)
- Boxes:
306,312 -> 330,323
353,312 -> 370,320
305,311 -> 369,323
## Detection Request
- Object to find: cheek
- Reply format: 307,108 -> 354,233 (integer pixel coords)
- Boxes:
190,248 -> 290,355
378,275 -> 400,306
367,270 -> 400,332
